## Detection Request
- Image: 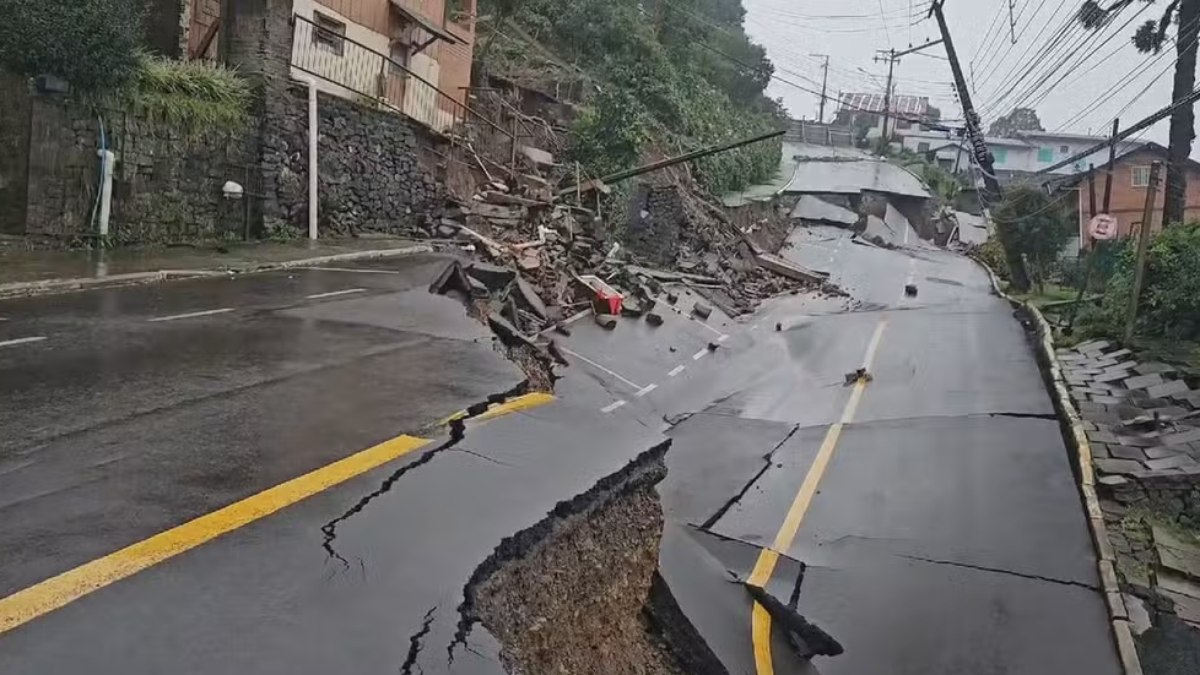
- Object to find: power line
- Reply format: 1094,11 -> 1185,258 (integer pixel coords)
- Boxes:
973,0 -> 1077,102
971,0 -> 1057,91
879,0 -> 894,47
1035,84 -> 1200,174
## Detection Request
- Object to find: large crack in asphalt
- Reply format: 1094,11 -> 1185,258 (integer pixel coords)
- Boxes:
319,380 -> 531,567
445,440 -> 729,675
399,606 -> 438,675
898,554 -> 1099,590
698,423 -> 801,531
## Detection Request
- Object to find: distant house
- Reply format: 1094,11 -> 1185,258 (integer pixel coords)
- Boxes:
900,129 -> 1143,185
182,0 -> 476,133
833,92 -> 940,140
1053,142 -> 1200,245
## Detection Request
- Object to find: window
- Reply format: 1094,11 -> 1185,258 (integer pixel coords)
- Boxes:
993,147 -> 1007,164
1132,166 -> 1151,188
917,141 -> 930,153
1037,147 -> 1054,162
313,12 -> 346,57
1060,145 -> 1070,154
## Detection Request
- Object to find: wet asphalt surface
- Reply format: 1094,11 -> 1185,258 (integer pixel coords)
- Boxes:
0,230 -> 1124,674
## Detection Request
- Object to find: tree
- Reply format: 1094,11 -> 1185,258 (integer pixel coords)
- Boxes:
993,186 -> 1073,292
0,0 -> 144,93
1079,0 -> 1200,228
988,107 -> 1045,137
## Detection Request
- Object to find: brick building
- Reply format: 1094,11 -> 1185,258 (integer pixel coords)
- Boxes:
1057,142 -> 1200,245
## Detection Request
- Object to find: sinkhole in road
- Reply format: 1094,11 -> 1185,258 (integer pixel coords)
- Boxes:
449,441 -> 726,675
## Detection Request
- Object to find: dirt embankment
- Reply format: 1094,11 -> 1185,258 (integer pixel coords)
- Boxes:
455,442 -> 723,675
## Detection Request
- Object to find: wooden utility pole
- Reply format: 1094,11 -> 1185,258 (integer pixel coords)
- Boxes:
1103,118 -> 1119,212
873,39 -> 941,144
1125,161 -> 1162,343
929,0 -> 1031,291
811,54 -> 830,123
875,49 -> 898,142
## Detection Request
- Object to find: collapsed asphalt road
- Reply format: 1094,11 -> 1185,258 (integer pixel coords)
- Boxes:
0,231 -> 1123,674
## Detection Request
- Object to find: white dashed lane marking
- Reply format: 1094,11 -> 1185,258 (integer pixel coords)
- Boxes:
601,400 -> 627,414
559,347 -> 645,390
0,336 -> 47,348
668,365 -> 687,377
147,308 -> 235,323
635,384 -> 658,398
305,288 -> 367,300
692,348 -> 709,361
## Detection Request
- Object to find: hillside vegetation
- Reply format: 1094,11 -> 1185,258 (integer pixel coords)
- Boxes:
477,0 -> 785,196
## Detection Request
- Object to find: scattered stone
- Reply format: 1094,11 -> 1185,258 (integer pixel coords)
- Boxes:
692,302 -> 713,320
1110,446 -> 1148,461
595,314 -> 618,330
1147,446 -> 1182,460
1145,454 -> 1197,471
554,323 -> 572,337
646,312 -> 664,327
666,292 -> 679,306
1124,373 -> 1165,390
1124,594 -> 1152,635
775,322 -> 783,332
1154,525 -> 1200,581
1134,362 -> 1176,375
904,284 -> 918,297
1163,429 -> 1200,447
1088,429 -> 1120,444
515,275 -> 548,320
621,297 -> 646,318
1148,380 -> 1191,399
707,342 -> 720,352
1095,458 -> 1146,475
844,368 -> 873,386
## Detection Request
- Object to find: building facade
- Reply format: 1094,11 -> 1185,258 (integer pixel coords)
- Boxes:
184,0 -> 475,133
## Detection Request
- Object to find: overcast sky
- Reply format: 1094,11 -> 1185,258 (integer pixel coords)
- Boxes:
741,0 -> 1179,146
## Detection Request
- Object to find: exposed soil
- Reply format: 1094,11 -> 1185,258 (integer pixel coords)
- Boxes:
461,443 -> 699,675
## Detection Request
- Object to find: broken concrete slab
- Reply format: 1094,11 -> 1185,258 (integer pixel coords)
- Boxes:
595,314 -> 618,330
1154,525 -> 1200,581
692,302 -> 713,320
754,252 -> 828,284
466,262 -> 517,291
519,145 -> 556,167
515,275 -> 548,319
1094,458 -> 1146,475
789,195 -> 859,226
646,312 -> 664,327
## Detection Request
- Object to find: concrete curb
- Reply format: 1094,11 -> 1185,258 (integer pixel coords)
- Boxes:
973,257 -> 1144,675
0,244 -> 434,301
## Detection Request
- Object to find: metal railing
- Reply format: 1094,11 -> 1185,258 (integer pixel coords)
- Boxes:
785,121 -> 854,147
290,13 -> 509,137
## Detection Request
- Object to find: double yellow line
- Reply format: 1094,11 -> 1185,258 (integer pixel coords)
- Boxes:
0,393 -> 553,637
747,319 -> 888,674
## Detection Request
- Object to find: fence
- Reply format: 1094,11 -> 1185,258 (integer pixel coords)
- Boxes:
785,121 -> 854,147
291,13 -> 462,134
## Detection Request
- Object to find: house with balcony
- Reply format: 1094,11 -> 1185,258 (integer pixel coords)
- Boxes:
833,92 -> 942,140
182,0 -> 476,133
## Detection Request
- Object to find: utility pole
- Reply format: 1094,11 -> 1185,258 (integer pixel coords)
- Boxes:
811,54 -> 830,123
873,39 -> 942,144
874,49 -> 898,142
1126,161 -> 1162,343
929,0 -> 1031,291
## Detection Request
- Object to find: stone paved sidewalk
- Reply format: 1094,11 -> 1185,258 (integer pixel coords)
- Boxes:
1059,339 -> 1200,645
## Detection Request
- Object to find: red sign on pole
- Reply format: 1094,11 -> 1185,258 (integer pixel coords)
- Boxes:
1088,214 -> 1117,241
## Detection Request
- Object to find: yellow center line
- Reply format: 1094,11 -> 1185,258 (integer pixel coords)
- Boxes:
749,318 -> 888,674
0,393 -> 556,636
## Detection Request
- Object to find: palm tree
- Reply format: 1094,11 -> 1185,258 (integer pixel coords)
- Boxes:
1079,0 -> 1200,227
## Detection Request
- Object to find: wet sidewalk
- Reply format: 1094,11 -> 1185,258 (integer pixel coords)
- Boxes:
0,236 -> 428,295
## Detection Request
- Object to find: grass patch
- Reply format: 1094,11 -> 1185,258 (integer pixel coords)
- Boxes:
91,54 -> 252,135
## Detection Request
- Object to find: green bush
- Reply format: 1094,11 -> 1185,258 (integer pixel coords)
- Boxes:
993,186 -> 1072,291
977,238 -> 1009,281
0,0 -> 144,92
121,56 -> 252,133
1095,222 -> 1200,340
480,0 -> 784,195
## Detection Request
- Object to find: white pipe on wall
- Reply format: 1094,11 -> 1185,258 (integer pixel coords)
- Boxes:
97,149 -> 115,238
299,76 -> 319,240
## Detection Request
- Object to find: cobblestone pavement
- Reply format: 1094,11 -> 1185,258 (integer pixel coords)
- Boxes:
1059,339 -> 1200,662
